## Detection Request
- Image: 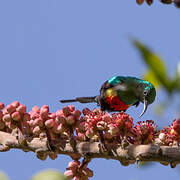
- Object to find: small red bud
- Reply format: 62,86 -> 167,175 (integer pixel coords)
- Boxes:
76,132 -> 86,141
48,113 -> 56,119
6,104 -> 16,114
34,118 -> 44,127
11,111 -> 21,121
66,115 -> 75,125
73,110 -> 81,119
62,107 -> 71,116
0,102 -> 5,110
45,119 -> 54,128
64,170 -> 74,179
68,105 -> 75,112
55,116 -> 66,124
73,176 -> 81,180
23,113 -> 31,121
28,120 -> 35,127
40,108 -> 49,119
32,106 -> 40,113
33,126 -> 41,135
3,114 -> 12,122
68,161 -> 79,170
82,108 -> 91,115
16,104 -> 26,114
11,101 -> 20,108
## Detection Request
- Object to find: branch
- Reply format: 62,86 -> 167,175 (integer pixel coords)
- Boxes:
0,130 -> 180,168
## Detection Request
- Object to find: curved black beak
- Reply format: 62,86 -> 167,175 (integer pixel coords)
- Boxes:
139,99 -> 149,117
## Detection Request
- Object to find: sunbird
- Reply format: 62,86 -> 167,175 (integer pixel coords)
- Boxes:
60,76 -> 156,117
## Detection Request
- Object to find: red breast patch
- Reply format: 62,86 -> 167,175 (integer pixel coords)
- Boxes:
106,96 -> 130,111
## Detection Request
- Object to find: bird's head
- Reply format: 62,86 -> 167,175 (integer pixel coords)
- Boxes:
137,81 -> 156,117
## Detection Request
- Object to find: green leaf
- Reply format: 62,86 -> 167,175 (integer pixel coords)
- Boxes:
0,171 -> 9,180
173,62 -> 180,91
144,70 -> 161,88
31,169 -> 69,180
133,39 -> 173,93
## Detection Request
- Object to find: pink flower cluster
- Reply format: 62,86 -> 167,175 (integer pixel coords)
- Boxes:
75,108 -> 156,145
131,120 -> 157,144
64,160 -> 93,180
159,119 -> 180,146
0,101 -> 81,143
0,101 -> 180,180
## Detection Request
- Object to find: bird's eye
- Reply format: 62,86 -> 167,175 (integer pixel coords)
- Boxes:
144,91 -> 148,95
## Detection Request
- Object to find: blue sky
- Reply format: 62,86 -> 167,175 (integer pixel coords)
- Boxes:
0,0 -> 180,180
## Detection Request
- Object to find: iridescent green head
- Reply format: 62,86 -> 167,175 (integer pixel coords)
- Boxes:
137,80 -> 156,117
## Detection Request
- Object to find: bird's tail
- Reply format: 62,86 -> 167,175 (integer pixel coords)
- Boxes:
60,96 -> 98,104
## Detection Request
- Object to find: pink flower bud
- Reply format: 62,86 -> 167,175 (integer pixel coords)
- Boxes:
2,108 -> 8,115
76,132 -> 86,141
56,110 -> 63,116
66,115 -> 75,125
68,105 -> 75,112
73,176 -> 81,180
62,107 -> 71,116
41,105 -> 49,112
34,118 -> 44,127
23,113 -> 31,121
30,112 -> 39,120
78,122 -> 86,131
85,128 -> 94,138
40,108 -> 49,119
102,114 -> 111,122
6,104 -> 16,114
73,110 -> 81,119
108,125 -> 119,136
45,119 -> 54,128
82,108 -> 91,115
33,126 -> 41,135
0,121 -> 5,130
68,161 -> 79,170
56,124 -> 66,133
56,116 -> 66,124
11,112 -> 21,121
64,170 -> 74,179
0,102 -> 4,110
16,104 -> 26,114
11,101 -> 20,108
48,113 -> 56,119
28,119 -> 35,127
97,121 -> 107,130
32,106 -> 40,113
3,114 -> 12,122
